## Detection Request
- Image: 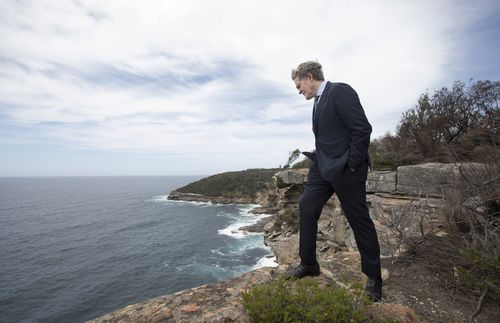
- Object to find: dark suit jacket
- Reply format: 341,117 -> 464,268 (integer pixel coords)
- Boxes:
304,82 -> 372,181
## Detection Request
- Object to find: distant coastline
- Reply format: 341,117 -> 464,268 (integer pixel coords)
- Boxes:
167,168 -> 281,237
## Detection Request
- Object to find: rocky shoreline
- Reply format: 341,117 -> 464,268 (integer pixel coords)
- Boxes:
90,163 -> 491,322
167,191 -> 255,205
239,215 -> 274,233
167,190 -> 278,235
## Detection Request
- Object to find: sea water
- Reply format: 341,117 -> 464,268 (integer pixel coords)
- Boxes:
0,176 -> 276,322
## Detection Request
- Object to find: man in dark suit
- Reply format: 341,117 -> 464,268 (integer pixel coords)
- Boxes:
286,61 -> 382,301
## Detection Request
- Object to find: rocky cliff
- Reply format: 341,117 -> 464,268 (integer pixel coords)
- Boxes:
266,163 -> 465,265
90,163 -> 476,323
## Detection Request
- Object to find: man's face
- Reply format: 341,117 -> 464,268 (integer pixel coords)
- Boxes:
294,74 -> 316,100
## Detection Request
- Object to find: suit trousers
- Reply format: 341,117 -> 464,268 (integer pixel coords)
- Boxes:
298,160 -> 382,279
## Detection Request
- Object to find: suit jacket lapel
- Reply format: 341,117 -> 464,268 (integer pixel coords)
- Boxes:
313,81 -> 331,135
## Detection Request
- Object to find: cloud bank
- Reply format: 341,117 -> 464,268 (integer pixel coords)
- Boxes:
0,0 -> 497,175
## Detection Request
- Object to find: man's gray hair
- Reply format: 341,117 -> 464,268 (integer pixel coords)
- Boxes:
291,61 -> 325,81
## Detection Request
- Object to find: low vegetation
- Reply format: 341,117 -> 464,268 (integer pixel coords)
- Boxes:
443,160 -> 500,321
242,276 -> 377,322
176,168 -> 280,198
376,148 -> 499,319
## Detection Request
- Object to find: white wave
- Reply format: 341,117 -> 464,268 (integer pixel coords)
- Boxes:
253,213 -> 273,220
217,204 -> 274,240
254,255 -> 279,269
167,200 -> 253,207
148,195 -> 170,202
237,204 -> 259,215
188,201 -> 214,207
148,195 -> 216,207
169,199 -> 214,207
238,205 -> 275,220
216,211 -> 240,220
218,207 -> 268,221
210,248 -> 226,256
218,222 -> 261,239
218,215 -> 268,239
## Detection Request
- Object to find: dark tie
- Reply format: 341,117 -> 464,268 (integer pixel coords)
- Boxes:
313,95 -> 320,121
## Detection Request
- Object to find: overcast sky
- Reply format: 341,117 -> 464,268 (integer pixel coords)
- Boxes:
1,0 -> 499,176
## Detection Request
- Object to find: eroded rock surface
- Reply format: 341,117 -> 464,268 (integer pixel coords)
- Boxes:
89,268 -> 273,323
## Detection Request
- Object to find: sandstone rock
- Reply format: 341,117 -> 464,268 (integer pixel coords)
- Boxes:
367,194 -> 445,257
239,215 -> 274,233
367,170 -> 397,193
89,268 -> 274,323
265,232 -> 299,265
180,303 -> 199,313
274,169 -> 308,185
396,163 -> 461,196
320,196 -> 351,249
248,205 -> 276,214
364,303 -> 419,323
282,184 -> 303,204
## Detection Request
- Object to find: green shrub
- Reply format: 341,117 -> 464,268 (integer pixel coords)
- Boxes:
456,247 -> 500,300
370,80 -> 500,166
242,276 -> 375,322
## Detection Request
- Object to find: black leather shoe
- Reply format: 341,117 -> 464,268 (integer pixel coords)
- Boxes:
285,263 -> 320,279
365,277 -> 383,302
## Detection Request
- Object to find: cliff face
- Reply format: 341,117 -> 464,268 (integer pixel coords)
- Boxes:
265,163 -> 465,265
90,163 -> 473,323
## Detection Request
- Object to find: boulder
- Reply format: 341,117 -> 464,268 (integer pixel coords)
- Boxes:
367,170 -> 397,193
274,169 -> 308,185
396,163 -> 463,196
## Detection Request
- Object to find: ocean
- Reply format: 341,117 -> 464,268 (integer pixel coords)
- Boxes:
0,176 -> 276,322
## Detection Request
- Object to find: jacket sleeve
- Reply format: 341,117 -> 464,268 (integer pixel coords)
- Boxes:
335,84 -> 372,170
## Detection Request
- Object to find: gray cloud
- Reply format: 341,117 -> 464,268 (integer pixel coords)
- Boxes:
0,0 -> 498,175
